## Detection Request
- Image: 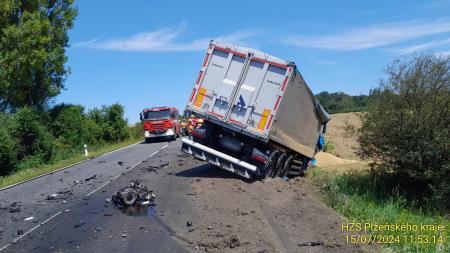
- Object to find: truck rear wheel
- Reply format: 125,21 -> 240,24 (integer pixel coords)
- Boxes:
260,150 -> 280,179
280,154 -> 294,178
274,153 -> 288,177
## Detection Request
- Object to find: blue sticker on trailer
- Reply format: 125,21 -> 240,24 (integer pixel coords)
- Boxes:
237,95 -> 246,107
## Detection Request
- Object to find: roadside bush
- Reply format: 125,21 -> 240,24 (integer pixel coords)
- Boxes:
358,55 -> 450,211
50,104 -> 102,148
89,103 -> 130,143
11,107 -> 54,162
0,113 -> 19,175
130,121 -> 143,140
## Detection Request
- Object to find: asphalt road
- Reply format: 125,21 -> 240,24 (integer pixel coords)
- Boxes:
0,139 -> 188,252
0,138 -> 370,253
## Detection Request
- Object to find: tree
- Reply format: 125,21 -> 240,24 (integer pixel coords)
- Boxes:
358,55 -> 450,210
88,104 -> 130,143
0,113 -> 19,175
0,0 -> 77,111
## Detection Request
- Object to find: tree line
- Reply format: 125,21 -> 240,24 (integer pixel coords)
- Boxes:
315,91 -> 370,114
0,1 -> 138,176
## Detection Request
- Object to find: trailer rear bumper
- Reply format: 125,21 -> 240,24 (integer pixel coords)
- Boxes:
181,138 -> 257,179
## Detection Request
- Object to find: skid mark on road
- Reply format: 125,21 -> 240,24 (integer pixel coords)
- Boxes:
0,143 -> 169,252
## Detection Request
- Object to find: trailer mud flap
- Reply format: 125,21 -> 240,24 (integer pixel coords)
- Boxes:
181,138 -> 257,179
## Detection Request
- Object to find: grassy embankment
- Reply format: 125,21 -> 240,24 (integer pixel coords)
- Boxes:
308,162 -> 449,253
0,137 -> 141,189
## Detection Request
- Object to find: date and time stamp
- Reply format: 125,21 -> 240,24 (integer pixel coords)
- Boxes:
342,222 -> 446,245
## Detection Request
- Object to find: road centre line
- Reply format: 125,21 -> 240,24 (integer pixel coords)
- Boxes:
0,211 -> 64,252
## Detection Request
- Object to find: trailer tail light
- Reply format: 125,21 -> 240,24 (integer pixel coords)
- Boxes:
194,87 -> 207,107
257,109 -> 271,130
251,148 -> 268,163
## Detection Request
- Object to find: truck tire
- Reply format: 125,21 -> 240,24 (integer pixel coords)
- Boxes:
280,154 -> 294,178
274,152 -> 288,177
260,149 -> 280,179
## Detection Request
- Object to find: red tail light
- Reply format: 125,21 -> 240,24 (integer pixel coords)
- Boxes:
251,154 -> 267,163
251,148 -> 268,163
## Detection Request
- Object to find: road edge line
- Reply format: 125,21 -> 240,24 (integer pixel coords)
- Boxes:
0,141 -> 142,192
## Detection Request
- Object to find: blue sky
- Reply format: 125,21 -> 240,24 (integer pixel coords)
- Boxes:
57,0 -> 450,123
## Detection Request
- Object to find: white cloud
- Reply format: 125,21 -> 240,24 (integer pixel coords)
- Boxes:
76,23 -> 257,52
285,20 -> 450,51
390,38 -> 450,54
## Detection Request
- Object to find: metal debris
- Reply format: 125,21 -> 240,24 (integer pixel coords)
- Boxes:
85,174 -> 97,182
9,202 -> 21,213
74,221 -> 86,229
298,241 -> 323,247
229,235 -> 240,249
46,194 -> 58,200
24,216 -> 34,221
111,180 -> 155,209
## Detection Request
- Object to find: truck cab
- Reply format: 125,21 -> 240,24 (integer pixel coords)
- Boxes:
140,107 -> 181,142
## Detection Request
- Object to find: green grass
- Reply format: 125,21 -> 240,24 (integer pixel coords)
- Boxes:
308,168 -> 450,253
0,137 -> 141,189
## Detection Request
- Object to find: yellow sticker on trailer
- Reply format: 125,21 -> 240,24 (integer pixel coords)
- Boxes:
194,88 -> 206,107
258,109 -> 271,130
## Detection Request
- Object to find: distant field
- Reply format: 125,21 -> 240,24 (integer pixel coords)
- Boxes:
324,112 -> 362,160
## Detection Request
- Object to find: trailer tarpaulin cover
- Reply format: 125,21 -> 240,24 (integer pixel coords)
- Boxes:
269,71 -> 330,158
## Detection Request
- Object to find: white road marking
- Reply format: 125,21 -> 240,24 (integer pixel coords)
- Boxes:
9,211 -> 62,246
85,180 -> 112,197
0,244 -> 10,251
98,141 -> 142,157
85,144 -> 169,197
0,142 -> 171,251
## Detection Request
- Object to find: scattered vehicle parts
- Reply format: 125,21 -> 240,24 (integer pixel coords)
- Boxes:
111,180 -> 155,208
74,221 -> 86,229
298,241 -> 323,247
85,174 -> 97,182
8,202 -> 21,213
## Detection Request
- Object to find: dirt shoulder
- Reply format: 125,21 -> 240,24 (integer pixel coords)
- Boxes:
169,165 -> 368,253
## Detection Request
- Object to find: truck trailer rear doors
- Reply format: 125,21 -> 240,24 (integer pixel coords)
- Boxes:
188,43 -> 293,139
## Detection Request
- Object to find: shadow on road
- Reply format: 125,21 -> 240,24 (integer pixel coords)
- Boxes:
175,163 -> 253,182
140,137 -> 176,144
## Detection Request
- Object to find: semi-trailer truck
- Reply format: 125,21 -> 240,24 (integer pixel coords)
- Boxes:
181,41 -> 330,179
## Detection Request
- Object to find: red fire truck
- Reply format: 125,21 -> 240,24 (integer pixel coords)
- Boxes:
140,107 -> 181,142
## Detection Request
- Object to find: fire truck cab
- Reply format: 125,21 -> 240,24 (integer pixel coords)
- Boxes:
140,107 -> 181,142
